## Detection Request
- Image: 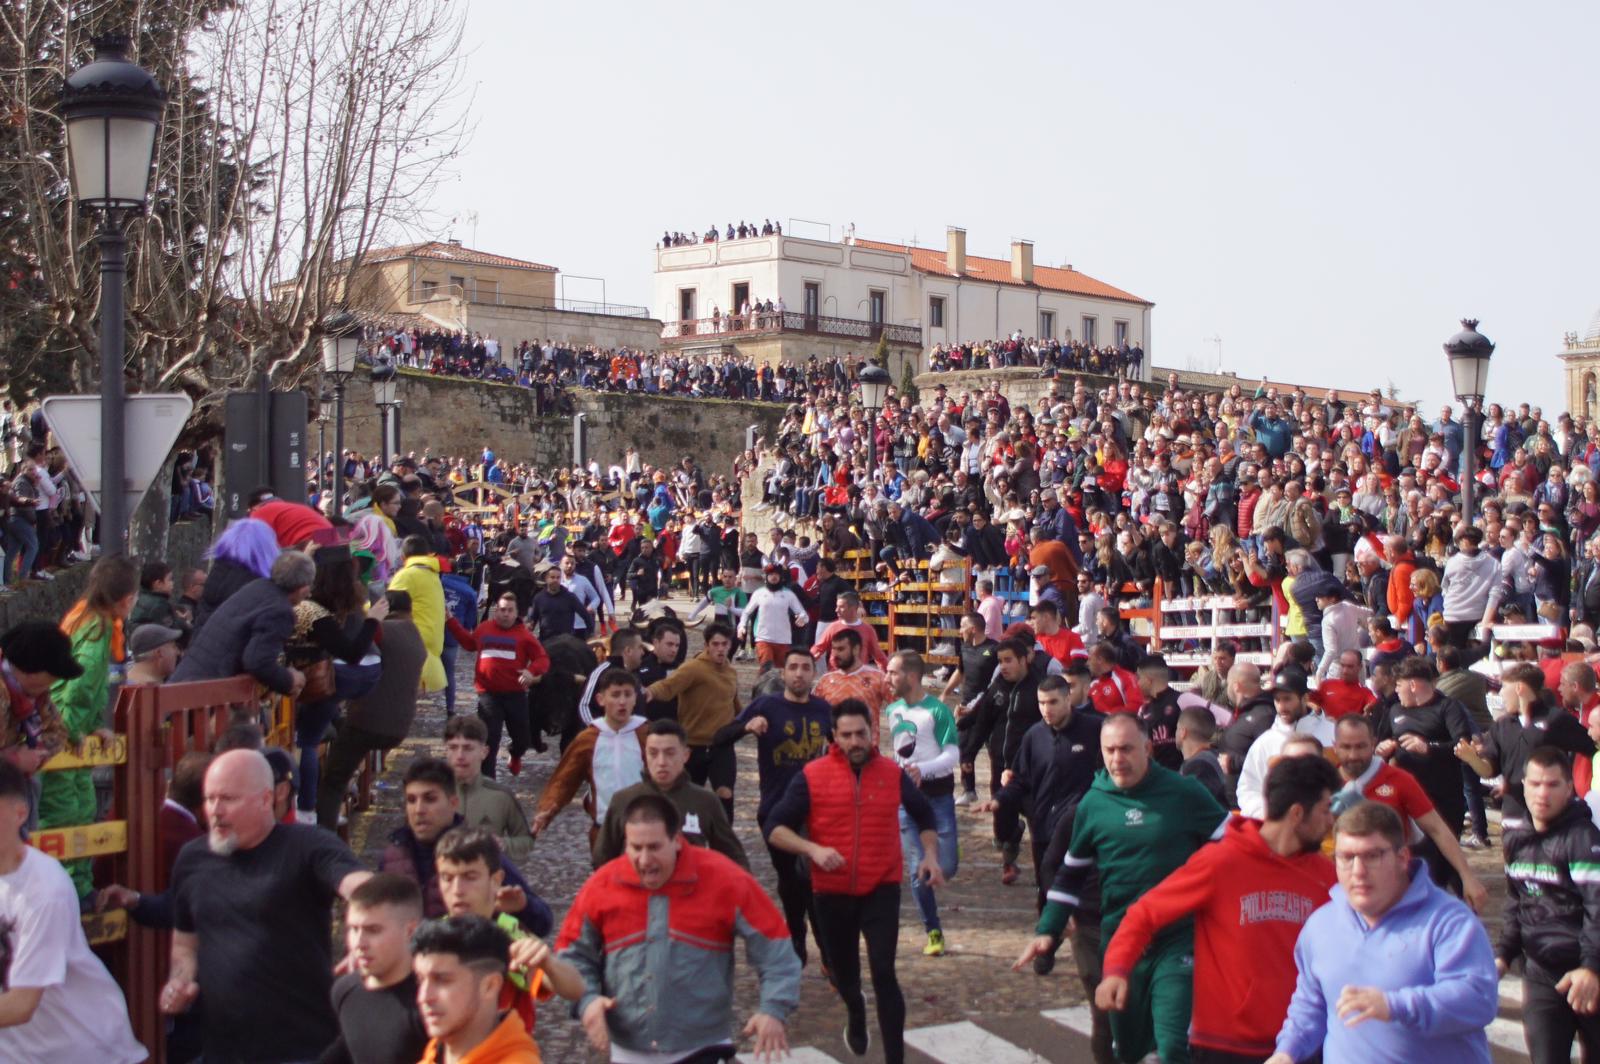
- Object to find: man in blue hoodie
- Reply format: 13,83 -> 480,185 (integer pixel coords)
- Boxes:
1268,800 -> 1496,1064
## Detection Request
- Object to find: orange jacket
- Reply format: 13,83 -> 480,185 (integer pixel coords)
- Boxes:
1387,556 -> 1416,623
419,1008 -> 541,1064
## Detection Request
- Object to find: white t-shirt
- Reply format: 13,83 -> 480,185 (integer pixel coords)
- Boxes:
0,847 -> 145,1062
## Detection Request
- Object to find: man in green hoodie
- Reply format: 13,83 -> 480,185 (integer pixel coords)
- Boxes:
1014,712 -> 1228,1063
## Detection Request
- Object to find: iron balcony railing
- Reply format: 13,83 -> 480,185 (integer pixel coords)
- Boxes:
662,311 -> 920,345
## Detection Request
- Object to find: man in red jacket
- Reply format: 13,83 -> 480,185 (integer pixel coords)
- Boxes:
765,699 -> 943,1064
446,592 -> 552,778
1088,643 -> 1144,714
1097,755 -> 1341,1063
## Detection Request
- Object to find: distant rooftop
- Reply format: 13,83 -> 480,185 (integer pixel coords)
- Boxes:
854,237 -> 1150,306
342,240 -> 557,272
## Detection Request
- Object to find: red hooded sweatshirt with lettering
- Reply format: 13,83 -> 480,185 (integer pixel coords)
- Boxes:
1101,816 -> 1336,1058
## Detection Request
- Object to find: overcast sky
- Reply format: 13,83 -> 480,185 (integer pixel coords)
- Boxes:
438,1 -> 1596,414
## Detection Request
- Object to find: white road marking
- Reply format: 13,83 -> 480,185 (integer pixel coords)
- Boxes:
903,1020 -> 1049,1063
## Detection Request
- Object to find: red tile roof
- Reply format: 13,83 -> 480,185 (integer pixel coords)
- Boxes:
854,238 -> 1150,305
356,241 -> 557,272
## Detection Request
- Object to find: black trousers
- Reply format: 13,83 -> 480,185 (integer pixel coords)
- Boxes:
477,690 -> 531,778
815,885 -> 906,1064
1524,960 -> 1600,1064
687,743 -> 736,820
766,843 -> 825,969
317,723 -> 397,830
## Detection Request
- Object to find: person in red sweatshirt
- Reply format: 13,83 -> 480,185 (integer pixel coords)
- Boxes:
1097,755 -> 1341,1063
446,592 -> 551,778
1087,643 -> 1144,715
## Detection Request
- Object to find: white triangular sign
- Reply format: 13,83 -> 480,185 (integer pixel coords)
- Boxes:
40,394 -> 194,518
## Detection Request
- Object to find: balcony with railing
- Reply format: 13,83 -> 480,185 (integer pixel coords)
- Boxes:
662,310 -> 920,346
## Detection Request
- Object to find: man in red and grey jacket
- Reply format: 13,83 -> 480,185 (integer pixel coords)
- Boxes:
557,791 -> 799,1062
445,591 -> 551,778
766,698 -> 944,1064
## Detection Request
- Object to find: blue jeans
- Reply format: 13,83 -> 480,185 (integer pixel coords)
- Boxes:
3,516 -> 37,582
899,791 -> 959,932
441,643 -> 460,715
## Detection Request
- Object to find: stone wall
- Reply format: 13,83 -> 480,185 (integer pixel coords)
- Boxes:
913,366 -> 1126,409
332,370 -> 786,476
461,304 -> 664,352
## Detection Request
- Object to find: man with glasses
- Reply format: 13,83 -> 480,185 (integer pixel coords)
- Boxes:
1267,801 -> 1496,1064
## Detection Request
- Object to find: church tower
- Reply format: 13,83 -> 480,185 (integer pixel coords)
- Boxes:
1560,312 -> 1600,422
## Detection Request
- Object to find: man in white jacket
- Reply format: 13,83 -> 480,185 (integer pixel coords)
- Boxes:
1315,591 -> 1371,681
1237,666 -> 1334,818
738,565 -> 810,670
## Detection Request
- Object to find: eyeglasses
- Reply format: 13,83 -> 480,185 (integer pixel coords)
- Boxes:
1334,846 -> 1394,868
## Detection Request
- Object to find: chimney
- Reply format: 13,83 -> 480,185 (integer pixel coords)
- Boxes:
946,227 -> 966,275
447,238 -> 463,247
1011,239 -> 1034,285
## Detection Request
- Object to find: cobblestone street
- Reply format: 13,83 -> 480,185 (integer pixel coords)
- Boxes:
348,589 -> 1092,1062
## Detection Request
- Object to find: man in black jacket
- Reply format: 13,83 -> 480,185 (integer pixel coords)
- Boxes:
1458,662 -> 1595,835
962,638 -> 1041,884
625,538 -> 663,607
961,510 -> 1008,570
171,552 -> 311,696
1497,747 -> 1600,1060
1218,662 -> 1275,784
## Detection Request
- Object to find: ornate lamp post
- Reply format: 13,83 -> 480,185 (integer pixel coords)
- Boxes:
320,311 -> 360,515
857,363 -> 891,479
59,35 -> 165,554
372,364 -> 399,463
1444,318 -> 1495,526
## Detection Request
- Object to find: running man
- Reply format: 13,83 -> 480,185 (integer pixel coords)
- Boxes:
1015,713 -> 1228,1063
884,651 -> 961,957
766,699 -> 944,1063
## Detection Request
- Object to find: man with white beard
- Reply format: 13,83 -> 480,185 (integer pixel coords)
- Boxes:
161,750 -> 371,1063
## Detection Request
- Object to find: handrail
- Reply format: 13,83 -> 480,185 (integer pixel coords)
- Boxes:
663,311 -> 921,346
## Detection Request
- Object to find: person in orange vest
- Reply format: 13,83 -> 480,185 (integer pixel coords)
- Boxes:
765,699 -> 944,1064
415,915 -> 542,1064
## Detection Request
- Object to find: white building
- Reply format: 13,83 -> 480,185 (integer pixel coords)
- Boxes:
651,226 -> 1153,378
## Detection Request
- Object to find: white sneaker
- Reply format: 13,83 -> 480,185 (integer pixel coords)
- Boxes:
954,791 -> 977,807
294,808 -> 317,825
932,666 -> 952,683
931,642 -> 958,658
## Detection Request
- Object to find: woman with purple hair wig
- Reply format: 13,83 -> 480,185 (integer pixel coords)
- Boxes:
193,518 -> 281,630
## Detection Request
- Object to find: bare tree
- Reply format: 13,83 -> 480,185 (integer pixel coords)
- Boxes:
0,0 -> 469,424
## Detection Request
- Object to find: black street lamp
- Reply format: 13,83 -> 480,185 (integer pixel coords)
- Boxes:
857,363 -> 891,478
316,391 -> 334,502
372,360 -> 399,463
320,311 -> 361,516
1444,318 -> 1495,525
59,34 -> 165,554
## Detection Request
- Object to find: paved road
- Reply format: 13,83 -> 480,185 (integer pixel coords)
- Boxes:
348,588 -> 1553,1063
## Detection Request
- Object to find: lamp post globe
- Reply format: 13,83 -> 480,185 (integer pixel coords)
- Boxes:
60,35 -> 165,211
857,363 -> 892,478
319,310 -> 362,516
1443,318 -> 1494,541
59,34 -> 165,555
1444,318 -> 1494,406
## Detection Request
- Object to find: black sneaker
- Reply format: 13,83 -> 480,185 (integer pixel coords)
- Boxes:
844,994 -> 870,1056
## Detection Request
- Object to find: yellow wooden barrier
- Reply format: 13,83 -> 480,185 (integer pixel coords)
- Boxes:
40,733 -> 129,771
33,819 -> 128,861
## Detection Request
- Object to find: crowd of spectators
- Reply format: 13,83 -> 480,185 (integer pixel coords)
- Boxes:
661,218 -> 783,247
929,336 -> 1145,376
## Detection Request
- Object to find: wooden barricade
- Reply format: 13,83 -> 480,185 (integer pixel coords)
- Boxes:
103,676 -> 291,1062
888,556 -> 973,669
835,548 -> 891,646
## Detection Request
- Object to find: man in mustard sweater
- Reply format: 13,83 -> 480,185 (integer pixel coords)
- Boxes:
643,622 -> 740,819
